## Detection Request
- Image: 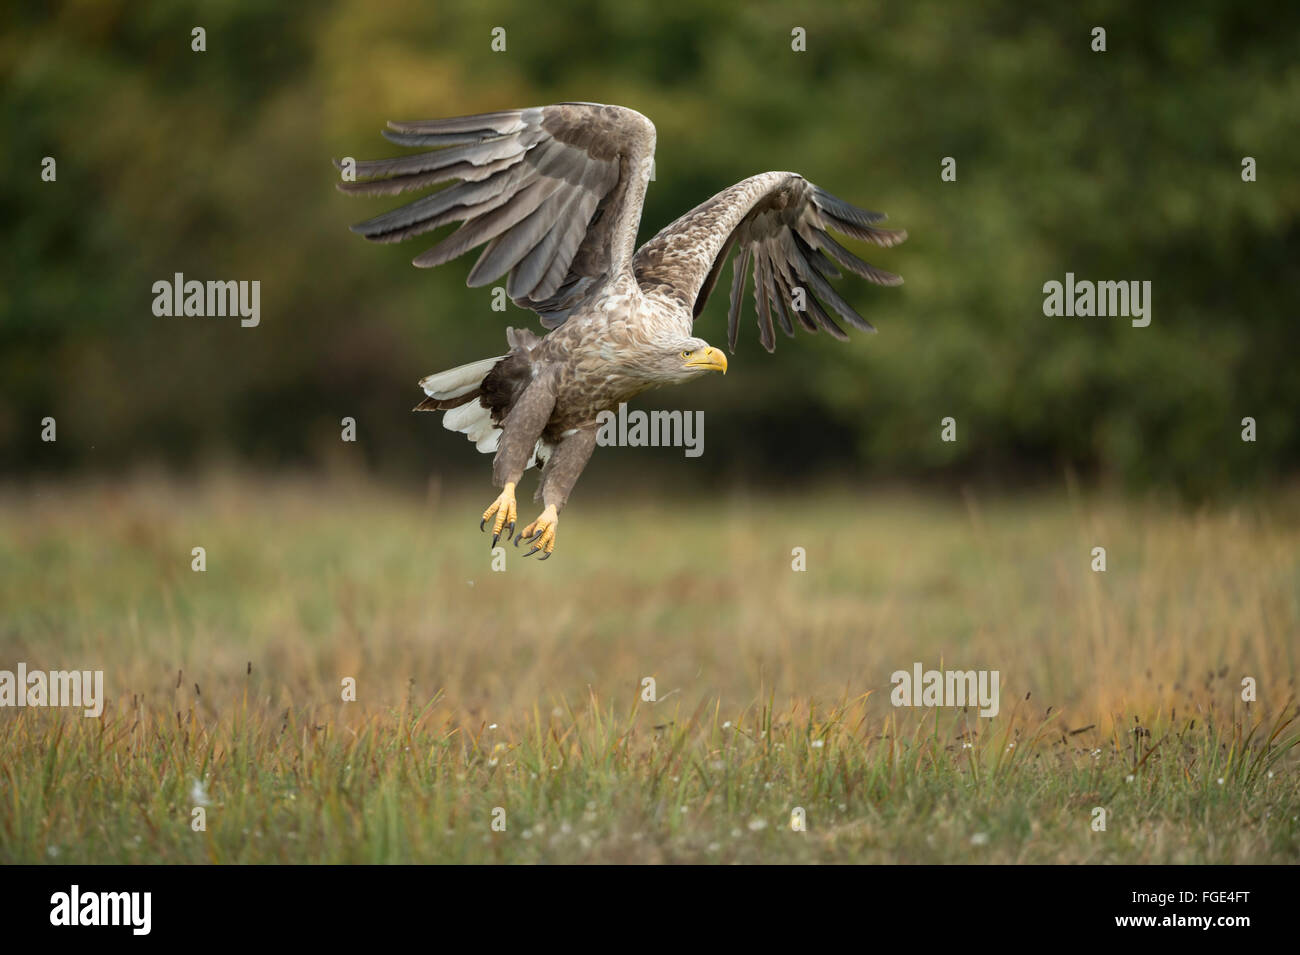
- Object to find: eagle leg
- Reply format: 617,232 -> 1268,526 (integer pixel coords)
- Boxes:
480,482 -> 518,547
481,373 -> 557,548
515,505 -> 558,559
513,427 -> 597,560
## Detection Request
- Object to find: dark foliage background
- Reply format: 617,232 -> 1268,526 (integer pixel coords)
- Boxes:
3,0 -> 1297,495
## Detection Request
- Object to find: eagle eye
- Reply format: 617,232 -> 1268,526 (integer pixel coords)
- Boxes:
681,349 -> 692,360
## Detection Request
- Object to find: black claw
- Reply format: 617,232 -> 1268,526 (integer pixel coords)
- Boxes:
480,518 -> 487,532
491,531 -> 500,548
537,549 -> 552,561
523,545 -> 538,558
505,520 -> 515,538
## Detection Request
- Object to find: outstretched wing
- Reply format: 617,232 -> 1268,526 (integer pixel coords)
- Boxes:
337,103 -> 656,326
632,172 -> 905,352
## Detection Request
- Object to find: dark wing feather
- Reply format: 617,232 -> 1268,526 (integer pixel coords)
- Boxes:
632,172 -> 905,352
337,103 -> 656,326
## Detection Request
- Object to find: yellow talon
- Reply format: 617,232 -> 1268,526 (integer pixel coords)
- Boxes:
481,482 -> 517,546
516,505 -> 558,559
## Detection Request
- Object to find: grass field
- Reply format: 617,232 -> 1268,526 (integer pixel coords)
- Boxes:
1,473 -> 1297,863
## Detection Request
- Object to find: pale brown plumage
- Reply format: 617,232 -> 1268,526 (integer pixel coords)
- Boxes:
337,102 -> 906,557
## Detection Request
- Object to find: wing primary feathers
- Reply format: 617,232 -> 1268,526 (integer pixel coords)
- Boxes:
814,230 -> 904,286
335,154 -> 524,198
692,232 -> 738,320
821,214 -> 909,248
752,252 -> 776,352
759,248 -> 794,339
415,177 -> 562,270
349,163 -> 535,242
774,269 -> 818,333
787,234 -> 874,333
386,110 -> 534,135
727,246 -> 751,352
467,190 -> 568,286
799,258 -> 875,333
339,103 -> 656,324
766,259 -> 797,337
381,129 -> 509,148
507,189 -> 583,300
804,291 -> 850,341
811,186 -> 886,226
338,135 -> 533,183
526,172 -> 611,304
793,230 -> 842,279
771,235 -> 817,333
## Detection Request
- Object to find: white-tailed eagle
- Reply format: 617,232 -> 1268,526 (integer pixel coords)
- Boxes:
338,103 -> 906,558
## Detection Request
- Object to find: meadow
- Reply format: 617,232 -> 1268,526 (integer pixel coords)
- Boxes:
0,473 -> 1296,863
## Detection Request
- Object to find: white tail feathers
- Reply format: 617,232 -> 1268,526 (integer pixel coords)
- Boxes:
418,355 -> 505,401
440,399 -> 548,463
419,347 -> 548,466
419,355 -> 507,454
443,399 -> 501,453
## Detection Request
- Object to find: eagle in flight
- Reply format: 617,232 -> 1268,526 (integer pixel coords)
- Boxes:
338,103 -> 905,559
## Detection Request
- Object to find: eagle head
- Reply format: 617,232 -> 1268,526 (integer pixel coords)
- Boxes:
664,337 -> 728,382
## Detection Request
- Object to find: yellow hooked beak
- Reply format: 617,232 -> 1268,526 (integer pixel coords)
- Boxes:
683,346 -> 728,375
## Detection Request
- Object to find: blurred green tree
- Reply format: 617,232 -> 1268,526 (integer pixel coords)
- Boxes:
2,0 -> 1296,495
